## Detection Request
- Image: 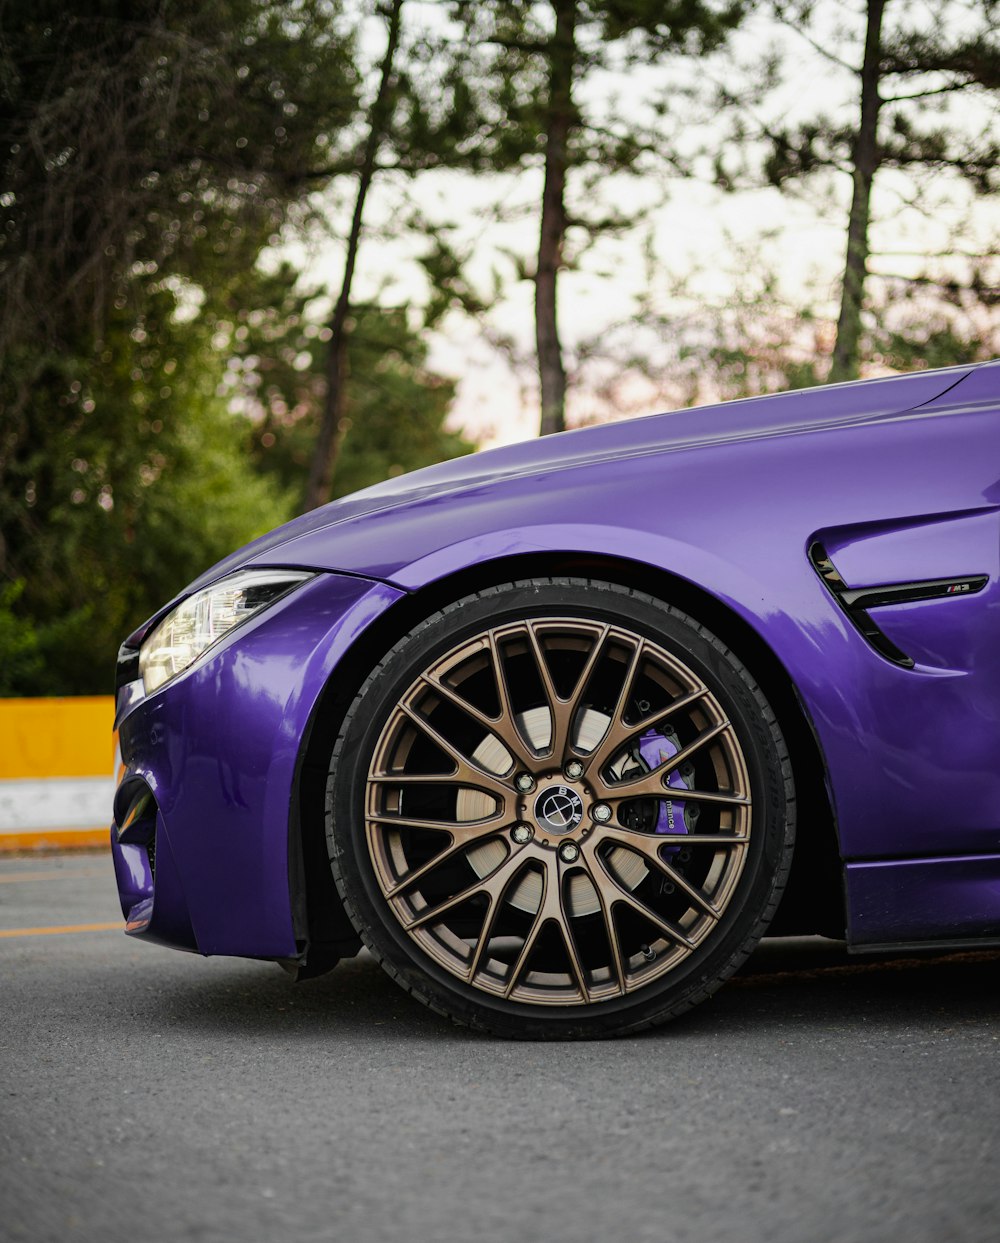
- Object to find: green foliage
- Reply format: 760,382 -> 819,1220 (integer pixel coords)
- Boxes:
218,283 -> 473,501
12,0 -> 993,698
866,275 -> 1000,373
620,243 -> 1000,410
0,582 -> 44,696
330,309 -> 470,500
0,0 -> 362,694
1,255 -> 470,696
706,0 -> 1000,381
0,0 -> 359,357
421,1 -> 753,435
1,283 -> 294,695
0,1 -> 470,696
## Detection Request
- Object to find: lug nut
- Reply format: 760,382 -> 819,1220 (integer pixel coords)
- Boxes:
515,773 -> 536,793
511,823 -> 534,844
564,760 -> 584,780
592,802 -> 612,823
559,841 -> 580,863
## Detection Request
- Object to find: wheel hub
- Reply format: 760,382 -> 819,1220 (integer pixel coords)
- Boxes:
532,783 -> 585,835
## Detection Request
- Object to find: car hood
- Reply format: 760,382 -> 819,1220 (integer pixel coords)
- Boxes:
187,363 -> 976,595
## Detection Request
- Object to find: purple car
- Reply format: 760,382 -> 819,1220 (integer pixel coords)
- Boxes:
111,360 -> 1000,1038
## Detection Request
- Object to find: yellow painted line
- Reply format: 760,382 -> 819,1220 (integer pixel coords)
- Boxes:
0,921 -> 121,939
0,869 -> 107,883
0,696 -> 115,779
0,829 -> 110,853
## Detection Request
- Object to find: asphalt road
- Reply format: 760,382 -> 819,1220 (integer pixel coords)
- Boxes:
1,853 -> 998,1243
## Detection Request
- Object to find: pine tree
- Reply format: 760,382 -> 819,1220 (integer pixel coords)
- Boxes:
760,0 -> 999,381
442,1 -> 749,434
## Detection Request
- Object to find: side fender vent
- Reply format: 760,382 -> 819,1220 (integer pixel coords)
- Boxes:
808,542 -> 987,669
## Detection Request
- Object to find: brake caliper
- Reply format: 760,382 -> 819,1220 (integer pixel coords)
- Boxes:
625,726 -> 700,846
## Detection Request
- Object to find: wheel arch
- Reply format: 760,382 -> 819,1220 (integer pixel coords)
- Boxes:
294,549 -> 846,963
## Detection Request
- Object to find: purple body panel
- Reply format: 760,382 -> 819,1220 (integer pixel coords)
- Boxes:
112,360 -> 1000,957
846,854 -> 1000,945
112,574 -> 403,957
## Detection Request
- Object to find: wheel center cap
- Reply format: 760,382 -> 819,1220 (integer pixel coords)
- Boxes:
534,785 -> 584,835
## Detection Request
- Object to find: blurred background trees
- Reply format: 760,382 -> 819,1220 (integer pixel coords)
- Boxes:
757,0 -> 999,381
0,0 -> 469,692
439,0 -> 753,435
0,0 -> 997,693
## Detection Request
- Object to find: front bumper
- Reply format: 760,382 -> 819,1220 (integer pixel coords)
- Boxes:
110,571 -> 404,958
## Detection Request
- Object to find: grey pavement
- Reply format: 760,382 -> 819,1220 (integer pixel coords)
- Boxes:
1,852 -> 998,1243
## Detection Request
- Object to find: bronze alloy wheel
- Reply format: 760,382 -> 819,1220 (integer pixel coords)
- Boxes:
327,579 -> 794,1039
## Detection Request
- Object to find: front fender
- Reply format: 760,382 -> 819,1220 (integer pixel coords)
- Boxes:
112,572 -> 404,958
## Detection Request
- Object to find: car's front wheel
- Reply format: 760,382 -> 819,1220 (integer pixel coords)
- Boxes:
326,578 -> 794,1038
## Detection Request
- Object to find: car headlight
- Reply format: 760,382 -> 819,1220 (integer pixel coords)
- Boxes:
139,569 -> 314,695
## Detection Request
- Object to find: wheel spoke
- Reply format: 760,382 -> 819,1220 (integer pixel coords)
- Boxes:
503,866 -> 550,997
398,701 -> 489,775
578,637 -> 644,774
553,621 -> 611,764
592,721 -> 733,801
599,829 -> 722,919
591,826 -> 749,848
402,844 -> 529,931
598,784 -> 750,808
523,623 -> 561,747
420,667 -> 535,771
369,812 -> 502,833
497,854 -> 593,1001
612,886 -> 695,950
549,859 -> 591,1002
466,887 -> 505,982
586,841 -> 695,949
485,628 -> 541,765
590,869 -> 628,995
487,630 -> 515,722
557,911 -> 590,1003
385,703 -> 514,803
524,620 -> 609,764
368,771 -> 514,813
584,685 -> 709,779
382,819 -> 508,899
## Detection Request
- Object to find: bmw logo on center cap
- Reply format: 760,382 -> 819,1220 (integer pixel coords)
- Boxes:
534,785 -> 584,835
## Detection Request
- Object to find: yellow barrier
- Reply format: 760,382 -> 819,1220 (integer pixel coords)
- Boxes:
0,697 -> 115,851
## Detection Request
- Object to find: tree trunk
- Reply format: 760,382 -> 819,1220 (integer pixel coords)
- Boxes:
829,0 -> 885,384
304,0 -> 403,510
535,0 -> 576,437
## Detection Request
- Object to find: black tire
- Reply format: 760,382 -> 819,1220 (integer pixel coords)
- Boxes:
326,578 -> 794,1039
